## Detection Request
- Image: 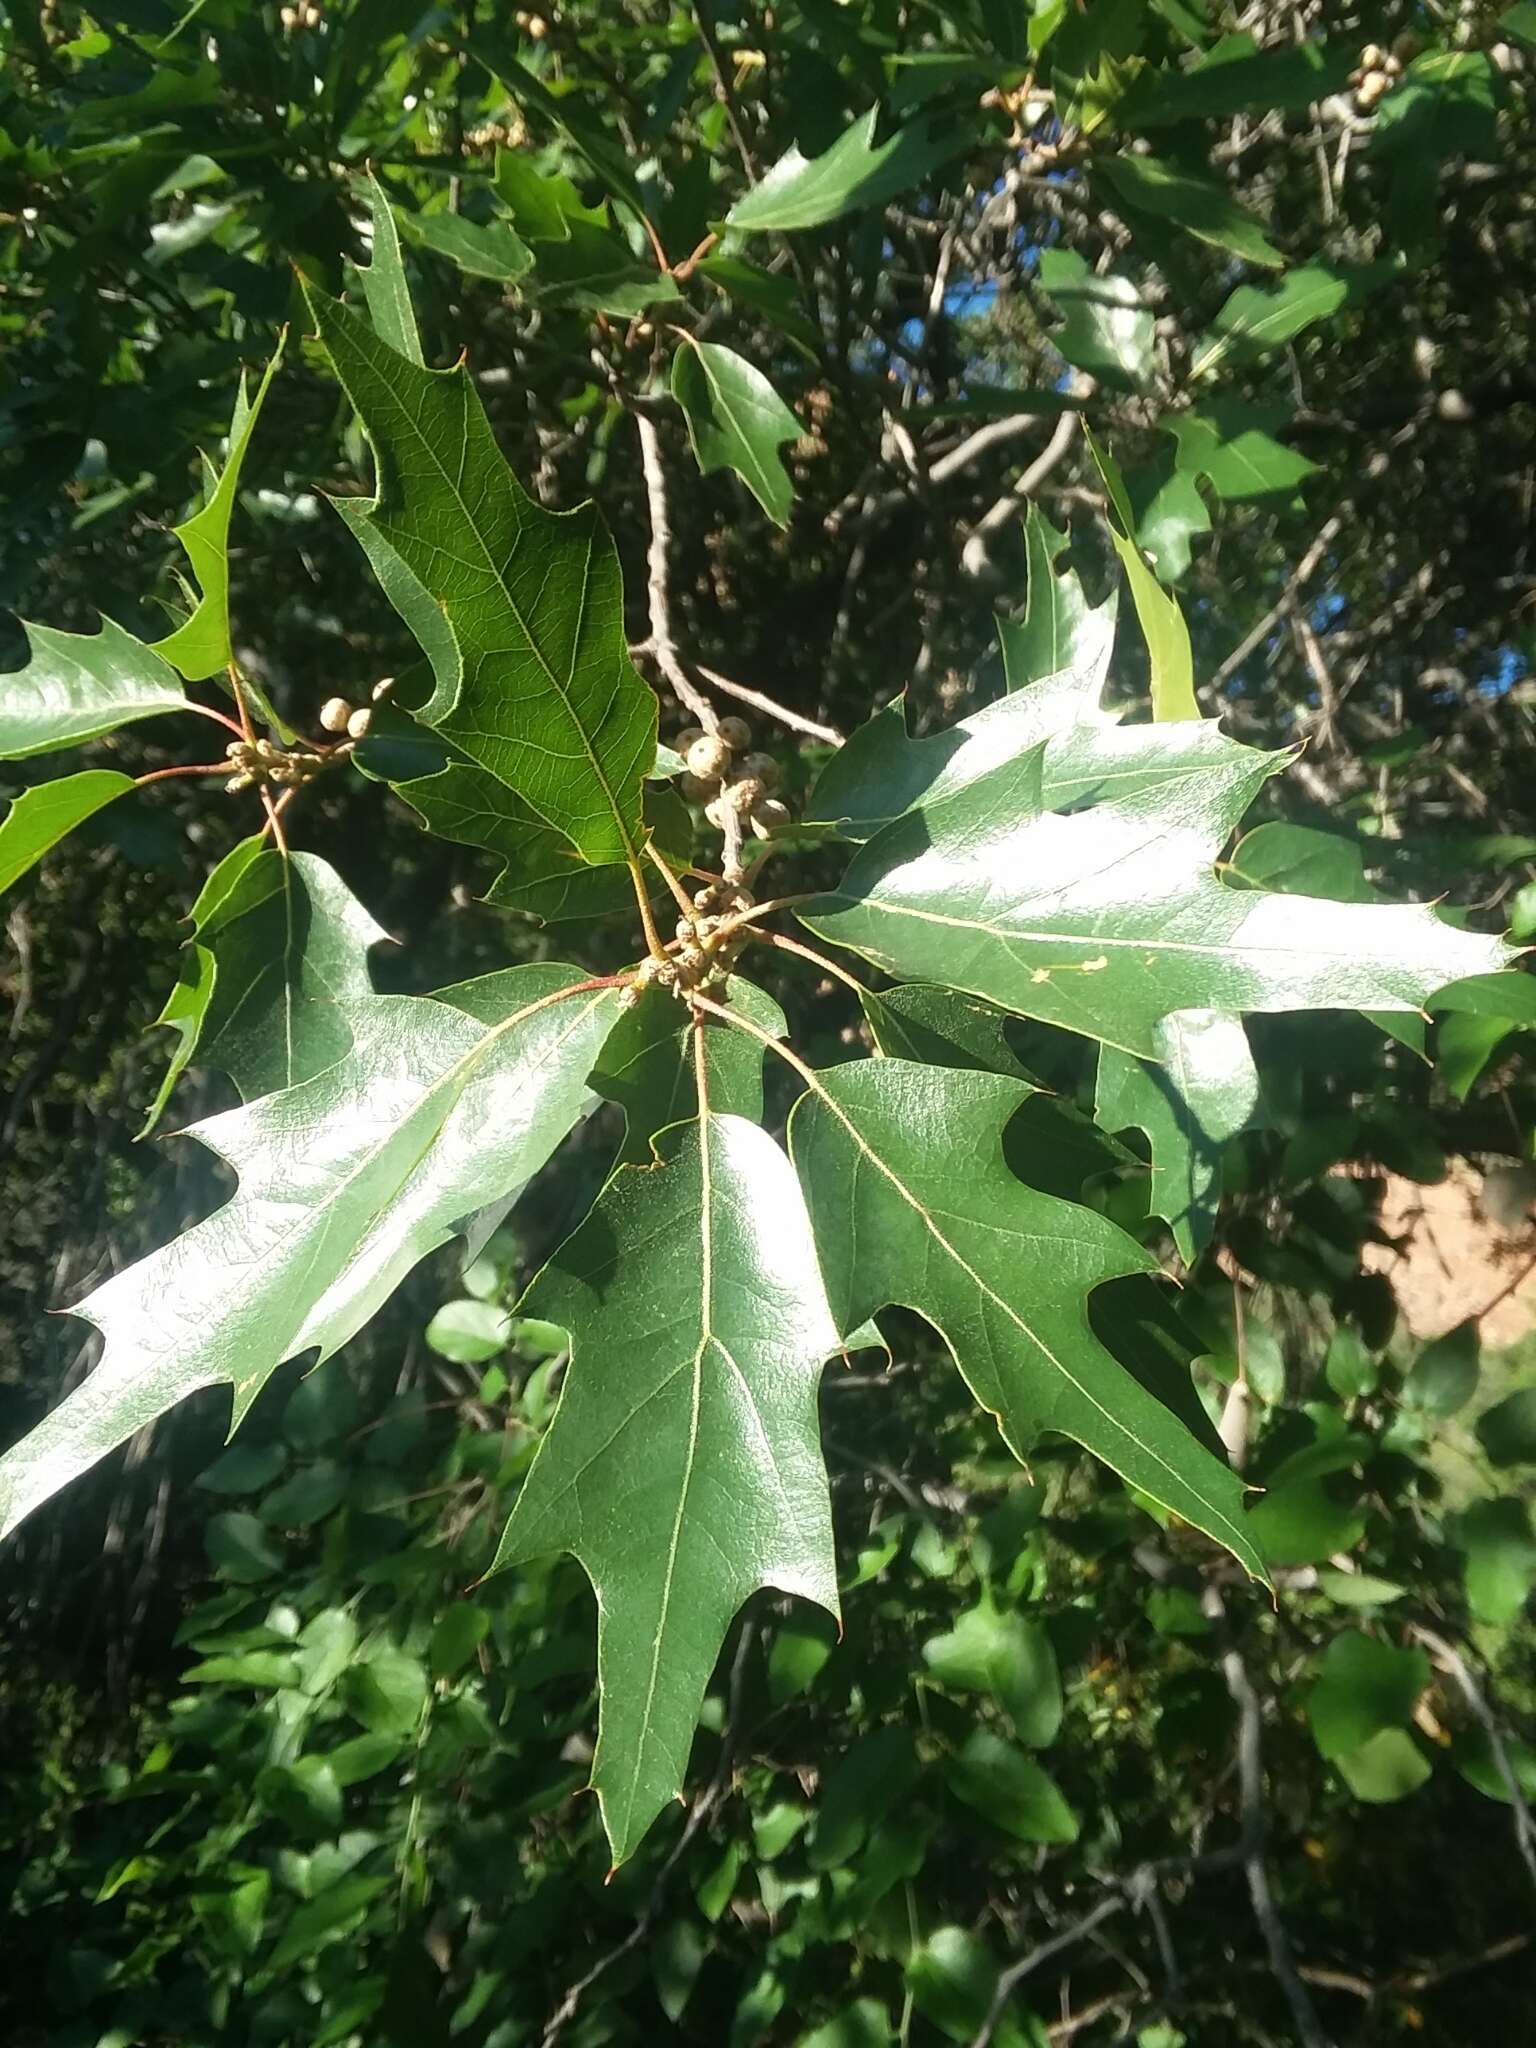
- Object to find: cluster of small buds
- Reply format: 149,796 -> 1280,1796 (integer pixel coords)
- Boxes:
279,1 -> 323,32
224,737 -> 329,793
513,8 -> 549,37
1351,36 -> 1415,112
675,716 -> 792,841
465,117 -> 528,152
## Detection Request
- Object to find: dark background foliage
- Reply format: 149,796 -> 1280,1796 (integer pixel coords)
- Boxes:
2,3 -> 1535,2043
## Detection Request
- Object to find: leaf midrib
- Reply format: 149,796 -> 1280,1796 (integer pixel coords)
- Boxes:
353,329 -> 641,865
801,1076 -> 1255,1564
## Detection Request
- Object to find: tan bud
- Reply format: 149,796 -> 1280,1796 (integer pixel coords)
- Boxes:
319,695 -> 353,733
676,725 -> 706,753
704,794 -> 732,830
740,751 -> 779,790
718,715 -> 752,751
1360,42 -> 1385,70
679,772 -> 716,803
750,797 -> 792,838
371,676 -> 396,702
346,707 -> 373,740
686,733 -> 732,782
728,775 -> 765,814
1355,71 -> 1391,110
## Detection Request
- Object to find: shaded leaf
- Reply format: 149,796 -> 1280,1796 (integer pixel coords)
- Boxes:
1096,1010 -> 1259,1262
591,976 -> 786,1164
671,338 -> 800,526
1404,1320 -> 1479,1417
0,965 -> 622,1539
944,1730 -> 1079,1846
1306,1631 -> 1429,1759
402,208 -> 532,281
1000,507 -> 1117,692
142,845 -> 388,1133
789,1060 -> 1264,1576
1476,1387 -> 1536,1468
492,1115 -> 841,1863
1453,1498 -> 1536,1627
1124,32 -> 1355,126
921,1596 -> 1063,1745
1191,264 -> 1388,381
1095,153 -> 1284,266
304,284 -> 656,870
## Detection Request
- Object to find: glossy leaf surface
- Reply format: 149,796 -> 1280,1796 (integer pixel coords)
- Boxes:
0,770 -> 133,894
0,966 -> 621,1541
142,846 -> 388,1132
806,719 -> 1512,1058
0,617 -> 187,761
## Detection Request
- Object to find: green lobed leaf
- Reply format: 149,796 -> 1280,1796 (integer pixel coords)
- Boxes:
0,769 -> 134,894
805,715 -> 1513,1059
0,964 -> 622,1541
1036,249 -> 1153,390
0,616 -> 188,761
726,107 -> 973,233
493,147 -> 608,239
1086,429 -> 1198,719
1167,405 -> 1319,502
670,338 -> 800,527
788,1060 -> 1265,1577
807,619 -> 1116,844
355,702 -> 691,925
492,1114 -> 841,1863
153,338 -> 285,683
1094,153 -> 1284,267
1000,507 -> 1117,692
1190,264 -> 1390,381
401,207 -> 532,282
1134,462 -> 1212,584
1096,1009 -> 1258,1262
358,170 -> 424,365
141,845 -> 388,1134
303,283 -> 656,871
591,976 -> 787,1164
